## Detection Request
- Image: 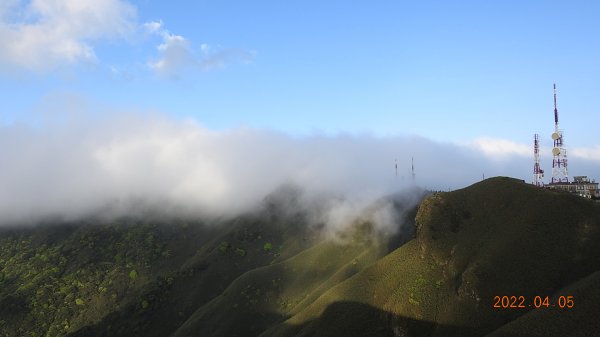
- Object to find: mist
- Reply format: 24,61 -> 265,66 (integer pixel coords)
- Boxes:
1,110 -> 594,228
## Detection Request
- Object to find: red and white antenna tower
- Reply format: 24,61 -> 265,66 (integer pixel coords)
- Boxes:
533,134 -> 544,187
550,83 -> 569,183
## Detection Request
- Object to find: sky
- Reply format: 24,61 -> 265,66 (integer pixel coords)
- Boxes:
1,0 -> 600,224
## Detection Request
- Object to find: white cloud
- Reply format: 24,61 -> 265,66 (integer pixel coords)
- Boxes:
466,137 -> 531,159
148,31 -> 194,78
146,23 -> 255,78
0,0 -> 137,71
0,3 -> 252,76
143,20 -> 163,34
571,146 -> 600,162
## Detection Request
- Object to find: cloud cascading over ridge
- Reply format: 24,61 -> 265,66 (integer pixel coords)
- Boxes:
0,108 -> 573,226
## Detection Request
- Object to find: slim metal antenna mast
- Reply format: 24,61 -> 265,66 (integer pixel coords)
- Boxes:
554,83 -> 559,130
551,83 -> 568,183
533,134 -> 544,187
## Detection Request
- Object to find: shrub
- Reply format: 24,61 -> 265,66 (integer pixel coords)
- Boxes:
263,242 -> 273,252
129,269 -> 138,281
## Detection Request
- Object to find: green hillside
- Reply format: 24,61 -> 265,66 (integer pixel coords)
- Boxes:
260,177 -> 600,337
1,177 -> 599,337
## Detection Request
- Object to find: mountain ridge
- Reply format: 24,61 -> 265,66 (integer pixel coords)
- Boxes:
1,177 -> 599,337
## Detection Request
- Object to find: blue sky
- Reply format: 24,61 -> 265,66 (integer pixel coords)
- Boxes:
1,0 -> 600,222
2,1 -> 599,145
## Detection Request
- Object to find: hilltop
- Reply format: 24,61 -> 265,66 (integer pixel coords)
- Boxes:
1,177 -> 600,337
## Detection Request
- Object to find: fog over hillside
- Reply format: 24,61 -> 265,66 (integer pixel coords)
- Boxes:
1,110 -> 598,226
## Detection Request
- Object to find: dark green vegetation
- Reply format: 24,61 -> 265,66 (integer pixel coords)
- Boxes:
1,177 -> 600,337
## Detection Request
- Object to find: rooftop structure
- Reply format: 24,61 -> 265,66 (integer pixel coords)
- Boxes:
547,176 -> 599,199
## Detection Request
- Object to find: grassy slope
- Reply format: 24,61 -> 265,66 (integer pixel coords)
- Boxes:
259,240 -> 446,337
416,177 -> 600,335
171,234 -> 387,337
261,177 -> 600,337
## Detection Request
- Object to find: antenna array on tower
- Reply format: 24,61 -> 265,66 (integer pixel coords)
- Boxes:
533,134 -> 544,187
550,84 -> 569,183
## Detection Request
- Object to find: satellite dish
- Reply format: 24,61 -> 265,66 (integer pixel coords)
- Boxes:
552,147 -> 561,155
552,132 -> 560,140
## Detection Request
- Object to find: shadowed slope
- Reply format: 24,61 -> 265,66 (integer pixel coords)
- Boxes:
171,227 -> 389,337
484,270 -> 600,337
268,300 -> 477,337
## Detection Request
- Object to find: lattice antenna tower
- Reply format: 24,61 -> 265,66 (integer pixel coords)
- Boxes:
411,157 -> 415,182
533,134 -> 544,187
551,84 -> 569,183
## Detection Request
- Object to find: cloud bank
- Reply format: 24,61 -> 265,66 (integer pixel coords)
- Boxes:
1,111 -> 599,226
